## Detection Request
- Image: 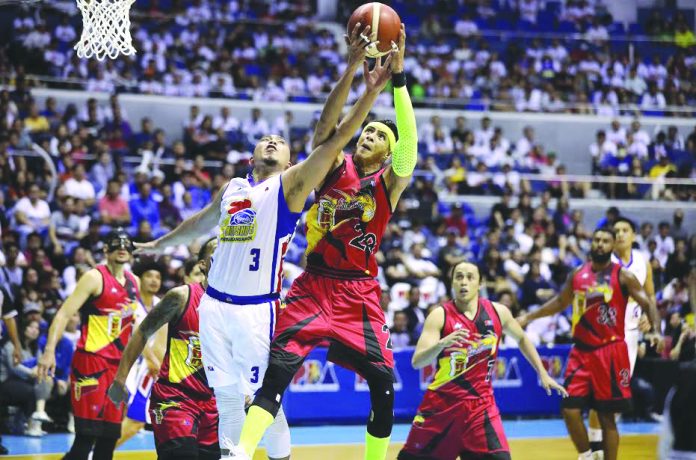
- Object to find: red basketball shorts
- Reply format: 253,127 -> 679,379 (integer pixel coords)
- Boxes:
70,350 -> 124,438
399,395 -> 511,460
274,272 -> 393,379
562,340 -> 632,412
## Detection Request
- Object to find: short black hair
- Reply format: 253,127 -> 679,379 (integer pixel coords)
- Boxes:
197,237 -> 217,262
614,217 -> 636,232
183,258 -> 199,277
593,226 -> 616,239
132,261 -> 164,278
376,119 -> 399,143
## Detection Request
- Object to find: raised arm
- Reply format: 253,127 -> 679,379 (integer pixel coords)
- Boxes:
311,23 -> 372,150
382,25 -> 419,210
495,302 -> 567,397
38,268 -> 102,380
134,184 -> 225,255
282,53 -> 394,212
107,285 -> 189,406
518,270 -> 575,328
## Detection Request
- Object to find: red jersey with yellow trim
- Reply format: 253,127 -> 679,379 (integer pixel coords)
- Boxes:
154,283 -> 213,400
305,155 -> 392,279
571,262 -> 628,349
419,299 -> 502,413
77,265 -> 139,361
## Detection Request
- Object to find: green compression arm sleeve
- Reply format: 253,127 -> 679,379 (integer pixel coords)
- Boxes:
392,83 -> 418,177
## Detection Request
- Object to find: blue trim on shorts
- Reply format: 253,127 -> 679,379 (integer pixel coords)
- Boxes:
269,301 -> 275,342
205,285 -> 280,305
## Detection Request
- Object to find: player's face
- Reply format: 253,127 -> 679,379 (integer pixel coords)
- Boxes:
451,263 -> 480,303
355,125 -> 391,166
141,270 -> 162,295
613,222 -> 635,251
105,236 -> 133,264
590,231 -> 614,264
253,135 -> 291,169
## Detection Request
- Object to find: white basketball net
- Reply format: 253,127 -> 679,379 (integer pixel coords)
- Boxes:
74,0 -> 137,61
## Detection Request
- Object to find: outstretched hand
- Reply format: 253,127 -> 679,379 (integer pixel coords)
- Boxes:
133,240 -> 164,256
345,23 -> 373,68
540,372 -> 569,397
364,51 -> 394,93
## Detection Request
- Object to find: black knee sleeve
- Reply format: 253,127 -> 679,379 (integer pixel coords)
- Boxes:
254,350 -> 304,418
366,374 -> 394,438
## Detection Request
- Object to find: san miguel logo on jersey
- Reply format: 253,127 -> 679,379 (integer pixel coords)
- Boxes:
85,299 -> 137,353
220,198 -> 257,242
184,333 -> 202,369
573,282 -> 614,327
317,189 -> 377,230
169,332 -> 204,383
429,330 -> 499,390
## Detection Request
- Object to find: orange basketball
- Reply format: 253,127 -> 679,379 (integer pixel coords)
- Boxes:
347,2 -> 401,58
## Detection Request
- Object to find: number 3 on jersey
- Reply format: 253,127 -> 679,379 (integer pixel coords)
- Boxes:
249,248 -> 260,271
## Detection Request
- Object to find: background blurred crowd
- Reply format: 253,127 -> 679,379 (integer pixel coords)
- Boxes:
0,0 -> 694,444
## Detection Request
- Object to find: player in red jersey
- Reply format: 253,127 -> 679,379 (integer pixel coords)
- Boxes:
108,237 -> 220,460
399,261 -> 567,460
237,26 -> 416,460
518,227 -> 662,460
38,229 -> 140,460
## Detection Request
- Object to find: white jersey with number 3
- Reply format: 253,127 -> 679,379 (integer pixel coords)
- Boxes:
612,249 -> 647,331
207,174 -> 301,297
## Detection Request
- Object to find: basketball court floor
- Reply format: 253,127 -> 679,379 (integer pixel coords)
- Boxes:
2,419 -> 659,459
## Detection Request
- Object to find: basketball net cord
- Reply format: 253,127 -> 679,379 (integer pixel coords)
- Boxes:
74,0 -> 136,61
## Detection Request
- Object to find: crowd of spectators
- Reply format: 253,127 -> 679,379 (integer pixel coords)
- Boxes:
1,0 -> 695,116
0,0 -> 695,445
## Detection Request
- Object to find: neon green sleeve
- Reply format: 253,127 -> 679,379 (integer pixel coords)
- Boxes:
392,85 -> 418,177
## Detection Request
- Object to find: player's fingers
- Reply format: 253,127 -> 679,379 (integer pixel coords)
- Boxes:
382,52 -> 393,70
350,22 -> 362,40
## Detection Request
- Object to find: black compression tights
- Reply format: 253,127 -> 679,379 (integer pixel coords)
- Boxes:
63,435 -> 118,460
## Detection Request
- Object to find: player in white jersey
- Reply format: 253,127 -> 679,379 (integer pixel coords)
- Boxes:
588,216 -> 655,459
118,262 -> 165,447
134,30 -> 394,459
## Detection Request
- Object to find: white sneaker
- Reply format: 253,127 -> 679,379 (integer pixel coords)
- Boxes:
31,411 -> 53,423
219,435 -> 250,459
592,451 -> 605,460
24,420 -> 44,437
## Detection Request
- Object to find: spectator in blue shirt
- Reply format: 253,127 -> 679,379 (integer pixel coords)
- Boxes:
129,182 -> 160,233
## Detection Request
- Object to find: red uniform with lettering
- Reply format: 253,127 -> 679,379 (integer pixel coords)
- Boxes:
150,283 -> 219,457
400,299 -> 510,460
71,264 -> 139,437
562,262 -> 632,412
274,155 -> 394,378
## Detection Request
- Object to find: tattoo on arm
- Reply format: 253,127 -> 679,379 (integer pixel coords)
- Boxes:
139,288 -> 186,339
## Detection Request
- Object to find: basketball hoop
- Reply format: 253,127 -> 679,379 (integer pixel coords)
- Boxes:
74,0 -> 136,61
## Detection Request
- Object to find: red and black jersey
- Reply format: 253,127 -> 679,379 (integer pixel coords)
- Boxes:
304,155 -> 392,279
77,265 -> 139,361
153,283 -> 213,401
419,298 -> 503,412
571,262 -> 628,349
